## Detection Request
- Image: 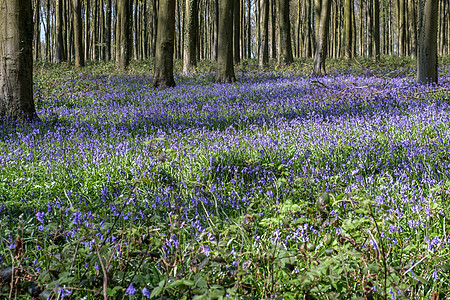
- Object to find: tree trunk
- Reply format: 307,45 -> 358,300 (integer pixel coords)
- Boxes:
303,0 -> 313,57
151,0 -> 158,57
72,0 -> 84,68
417,0 -> 438,84
216,0 -> 236,83
105,0 -> 112,61
152,0 -> 176,88
116,0 -> 131,69
212,0 -> 219,60
372,0 -> 380,60
397,0 -> 405,56
183,0 -> 198,73
344,0 -> 352,59
259,0 -> 269,68
278,0 -> 293,65
55,0 -> 65,63
234,0 -> 241,63
271,0 -> 277,59
407,0 -> 416,57
0,0 -> 38,122
33,0 -> 41,60
313,0 -> 331,75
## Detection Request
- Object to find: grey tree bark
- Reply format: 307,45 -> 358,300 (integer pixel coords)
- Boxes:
372,0 -> 380,60
116,0 -> 131,69
233,0 -> 240,63
259,0 -> 269,68
313,0 -> 331,75
183,0 -> 198,73
344,0 -> 353,59
216,0 -> 236,82
152,0 -> 176,88
279,0 -> 293,65
0,0 -> 38,122
417,0 -> 438,84
105,0 -> 112,61
72,0 -> 84,68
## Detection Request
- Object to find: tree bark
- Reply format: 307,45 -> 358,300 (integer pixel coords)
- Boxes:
152,0 -> 176,88
259,0 -> 269,68
33,0 -> 40,60
372,0 -> 380,60
183,0 -> 198,73
72,0 -> 84,68
104,0 -> 112,61
234,0 -> 240,63
116,0 -> 131,69
344,0 -> 353,59
279,0 -> 293,65
216,0 -> 236,83
55,0 -> 66,63
417,0 -> 438,84
0,0 -> 38,122
313,0 -> 331,75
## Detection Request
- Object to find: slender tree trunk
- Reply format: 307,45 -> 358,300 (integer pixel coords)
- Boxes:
372,0 -> 380,60
212,0 -> 218,60
33,0 -> 41,60
279,0 -> 294,64
183,0 -> 198,73
344,0 -> 352,59
216,0 -> 236,82
55,0 -> 65,62
152,0 -> 175,87
313,0 -> 331,75
247,0 -> 251,59
259,0 -> 269,68
151,0 -> 158,57
234,0 -> 241,63
407,0 -> 416,57
417,0 -> 438,84
398,0 -> 405,56
0,0 -> 38,122
105,0 -> 112,61
303,0 -> 313,57
84,0 -> 90,61
271,0 -> 277,59
72,0 -> 84,68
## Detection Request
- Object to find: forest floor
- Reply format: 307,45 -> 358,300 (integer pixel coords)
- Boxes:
1,56 -> 450,299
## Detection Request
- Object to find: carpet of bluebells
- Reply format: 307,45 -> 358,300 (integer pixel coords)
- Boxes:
1,59 -> 450,299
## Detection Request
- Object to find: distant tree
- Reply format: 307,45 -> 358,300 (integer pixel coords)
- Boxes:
104,0 -> 112,61
279,0 -> 293,65
152,0 -> 176,88
313,0 -> 332,75
372,0 -> 380,60
183,0 -> 198,73
72,0 -> 84,68
216,0 -> 236,82
417,0 -> 438,84
0,0 -> 38,122
116,0 -> 131,69
233,0 -> 240,63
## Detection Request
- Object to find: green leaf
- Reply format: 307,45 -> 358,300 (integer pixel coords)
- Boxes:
150,286 -> 163,298
106,286 -> 123,297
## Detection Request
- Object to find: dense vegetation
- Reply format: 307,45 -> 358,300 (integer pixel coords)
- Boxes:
1,57 -> 450,299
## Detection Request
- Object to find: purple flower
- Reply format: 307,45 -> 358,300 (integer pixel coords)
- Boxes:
36,211 -> 45,223
126,283 -> 136,295
142,287 -> 151,298
58,287 -> 71,298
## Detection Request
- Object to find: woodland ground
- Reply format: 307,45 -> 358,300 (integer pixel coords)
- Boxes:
1,56 -> 450,299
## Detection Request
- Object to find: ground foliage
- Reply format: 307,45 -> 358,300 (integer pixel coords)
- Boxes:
1,57 -> 450,299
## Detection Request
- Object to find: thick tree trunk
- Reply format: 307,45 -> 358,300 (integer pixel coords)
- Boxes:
116,0 -> 131,69
271,0 -> 277,59
259,0 -> 269,68
279,0 -> 293,65
55,0 -> 65,63
183,0 -> 198,73
152,0 -> 176,88
417,0 -> 438,84
216,0 -> 236,83
72,0 -> 84,68
313,0 -> 331,75
0,0 -> 38,122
